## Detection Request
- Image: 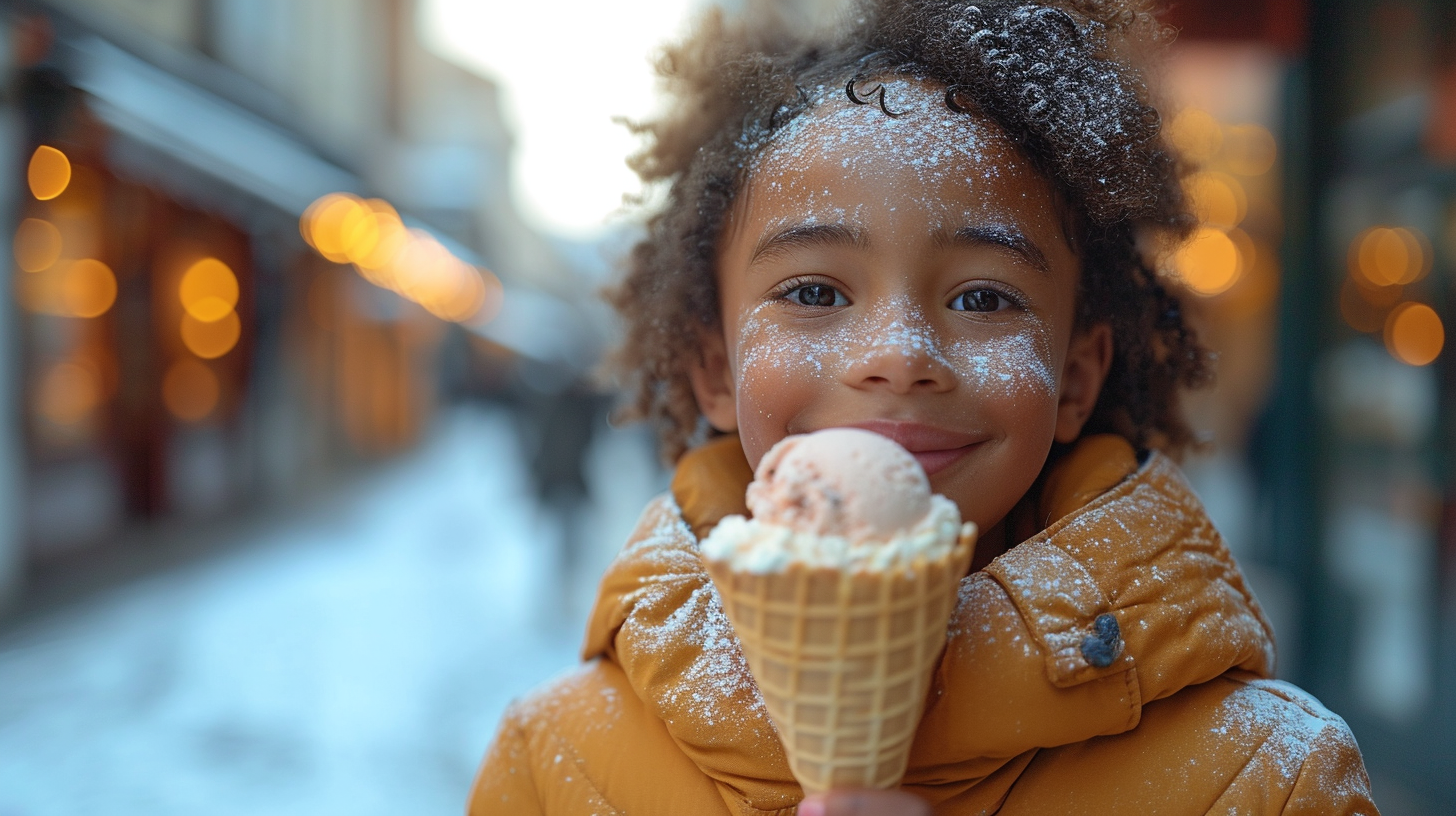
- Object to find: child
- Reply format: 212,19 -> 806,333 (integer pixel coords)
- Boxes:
469,0 -> 1378,813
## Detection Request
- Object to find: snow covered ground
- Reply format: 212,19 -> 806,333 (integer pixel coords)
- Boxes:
0,404 -> 665,816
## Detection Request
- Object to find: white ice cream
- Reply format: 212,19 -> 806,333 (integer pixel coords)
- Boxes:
701,429 -> 971,572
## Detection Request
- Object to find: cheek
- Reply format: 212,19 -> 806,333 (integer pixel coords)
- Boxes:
730,303 -> 1063,462
738,307 -> 1060,408
937,330 -> 1062,527
738,303 -> 947,392
943,329 -> 1058,409
731,310 -> 836,454
735,310 -> 836,389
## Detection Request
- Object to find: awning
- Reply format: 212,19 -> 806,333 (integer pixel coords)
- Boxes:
67,35 -> 359,219
57,30 -> 577,366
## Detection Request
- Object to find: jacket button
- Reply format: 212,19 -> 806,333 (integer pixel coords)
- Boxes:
1080,612 -> 1123,668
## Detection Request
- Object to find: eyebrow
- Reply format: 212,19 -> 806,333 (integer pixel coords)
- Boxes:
749,223 -> 870,266
933,225 -> 1051,275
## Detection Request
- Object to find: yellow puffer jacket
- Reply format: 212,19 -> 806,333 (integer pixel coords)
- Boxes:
469,435 -> 1378,815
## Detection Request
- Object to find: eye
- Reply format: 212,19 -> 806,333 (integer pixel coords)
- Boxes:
784,283 -> 847,308
950,288 -> 1009,313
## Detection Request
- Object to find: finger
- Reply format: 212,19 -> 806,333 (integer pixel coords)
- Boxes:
799,789 -> 933,816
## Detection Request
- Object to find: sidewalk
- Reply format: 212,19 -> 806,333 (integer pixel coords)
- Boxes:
0,404 -> 662,816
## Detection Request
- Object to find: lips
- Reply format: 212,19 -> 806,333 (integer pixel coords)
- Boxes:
843,419 -> 985,476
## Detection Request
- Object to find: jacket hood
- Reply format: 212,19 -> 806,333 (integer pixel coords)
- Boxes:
581,434 -> 1277,815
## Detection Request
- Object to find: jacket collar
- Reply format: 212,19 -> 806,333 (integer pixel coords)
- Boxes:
670,434 -> 753,540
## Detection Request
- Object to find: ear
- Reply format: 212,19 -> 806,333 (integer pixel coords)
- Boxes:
687,326 -> 738,433
1055,322 -> 1113,443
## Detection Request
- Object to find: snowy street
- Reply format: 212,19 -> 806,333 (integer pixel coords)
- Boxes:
0,405 -> 664,816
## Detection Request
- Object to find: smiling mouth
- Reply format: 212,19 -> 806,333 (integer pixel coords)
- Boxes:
843,420 -> 985,477
906,445 -> 980,476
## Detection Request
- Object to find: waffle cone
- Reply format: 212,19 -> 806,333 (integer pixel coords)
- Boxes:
705,527 -> 976,795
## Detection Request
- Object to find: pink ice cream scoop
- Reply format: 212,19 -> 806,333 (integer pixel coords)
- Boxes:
746,428 -> 932,541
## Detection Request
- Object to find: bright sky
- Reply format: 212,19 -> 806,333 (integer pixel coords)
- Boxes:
421,0 -> 702,239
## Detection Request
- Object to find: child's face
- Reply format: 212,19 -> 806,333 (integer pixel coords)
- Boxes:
690,78 -> 1112,533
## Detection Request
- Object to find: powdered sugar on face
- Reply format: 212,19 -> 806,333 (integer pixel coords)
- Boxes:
755,77 -> 1003,189
746,77 -> 1061,240
734,296 -> 1057,403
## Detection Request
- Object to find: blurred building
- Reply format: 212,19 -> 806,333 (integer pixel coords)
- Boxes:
1165,1 -> 1454,811
0,0 -> 596,602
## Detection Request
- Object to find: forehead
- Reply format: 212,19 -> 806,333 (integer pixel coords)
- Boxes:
747,77 -> 1043,212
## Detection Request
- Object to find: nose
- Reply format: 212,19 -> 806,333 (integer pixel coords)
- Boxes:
841,314 -> 956,395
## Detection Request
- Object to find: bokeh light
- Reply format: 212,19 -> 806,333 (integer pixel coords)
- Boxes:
1384,302 -> 1445,366
1221,240 -> 1280,320
1172,226 -> 1242,296
354,202 -> 407,272
14,218 -> 63,272
179,258 -> 239,322
181,310 -> 241,359
304,194 -> 393,265
15,258 -> 116,318
305,194 -> 361,262
1340,276 -> 1402,333
337,209 -> 378,264
301,192 -> 503,325
1185,171 -> 1247,230
36,360 -> 99,425
338,199 -> 400,266
1352,227 -> 1428,287
299,193 -> 336,248
1222,124 -> 1278,176
392,230 -> 452,301
162,358 -> 220,422
1168,109 -> 1224,164
27,145 -> 71,200
425,262 -> 486,323
1228,227 -> 1257,272
62,259 -> 117,318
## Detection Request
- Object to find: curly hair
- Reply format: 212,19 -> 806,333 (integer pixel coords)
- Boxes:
609,0 -> 1211,462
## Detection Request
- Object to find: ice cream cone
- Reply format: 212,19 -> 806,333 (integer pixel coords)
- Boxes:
705,527 -> 976,795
